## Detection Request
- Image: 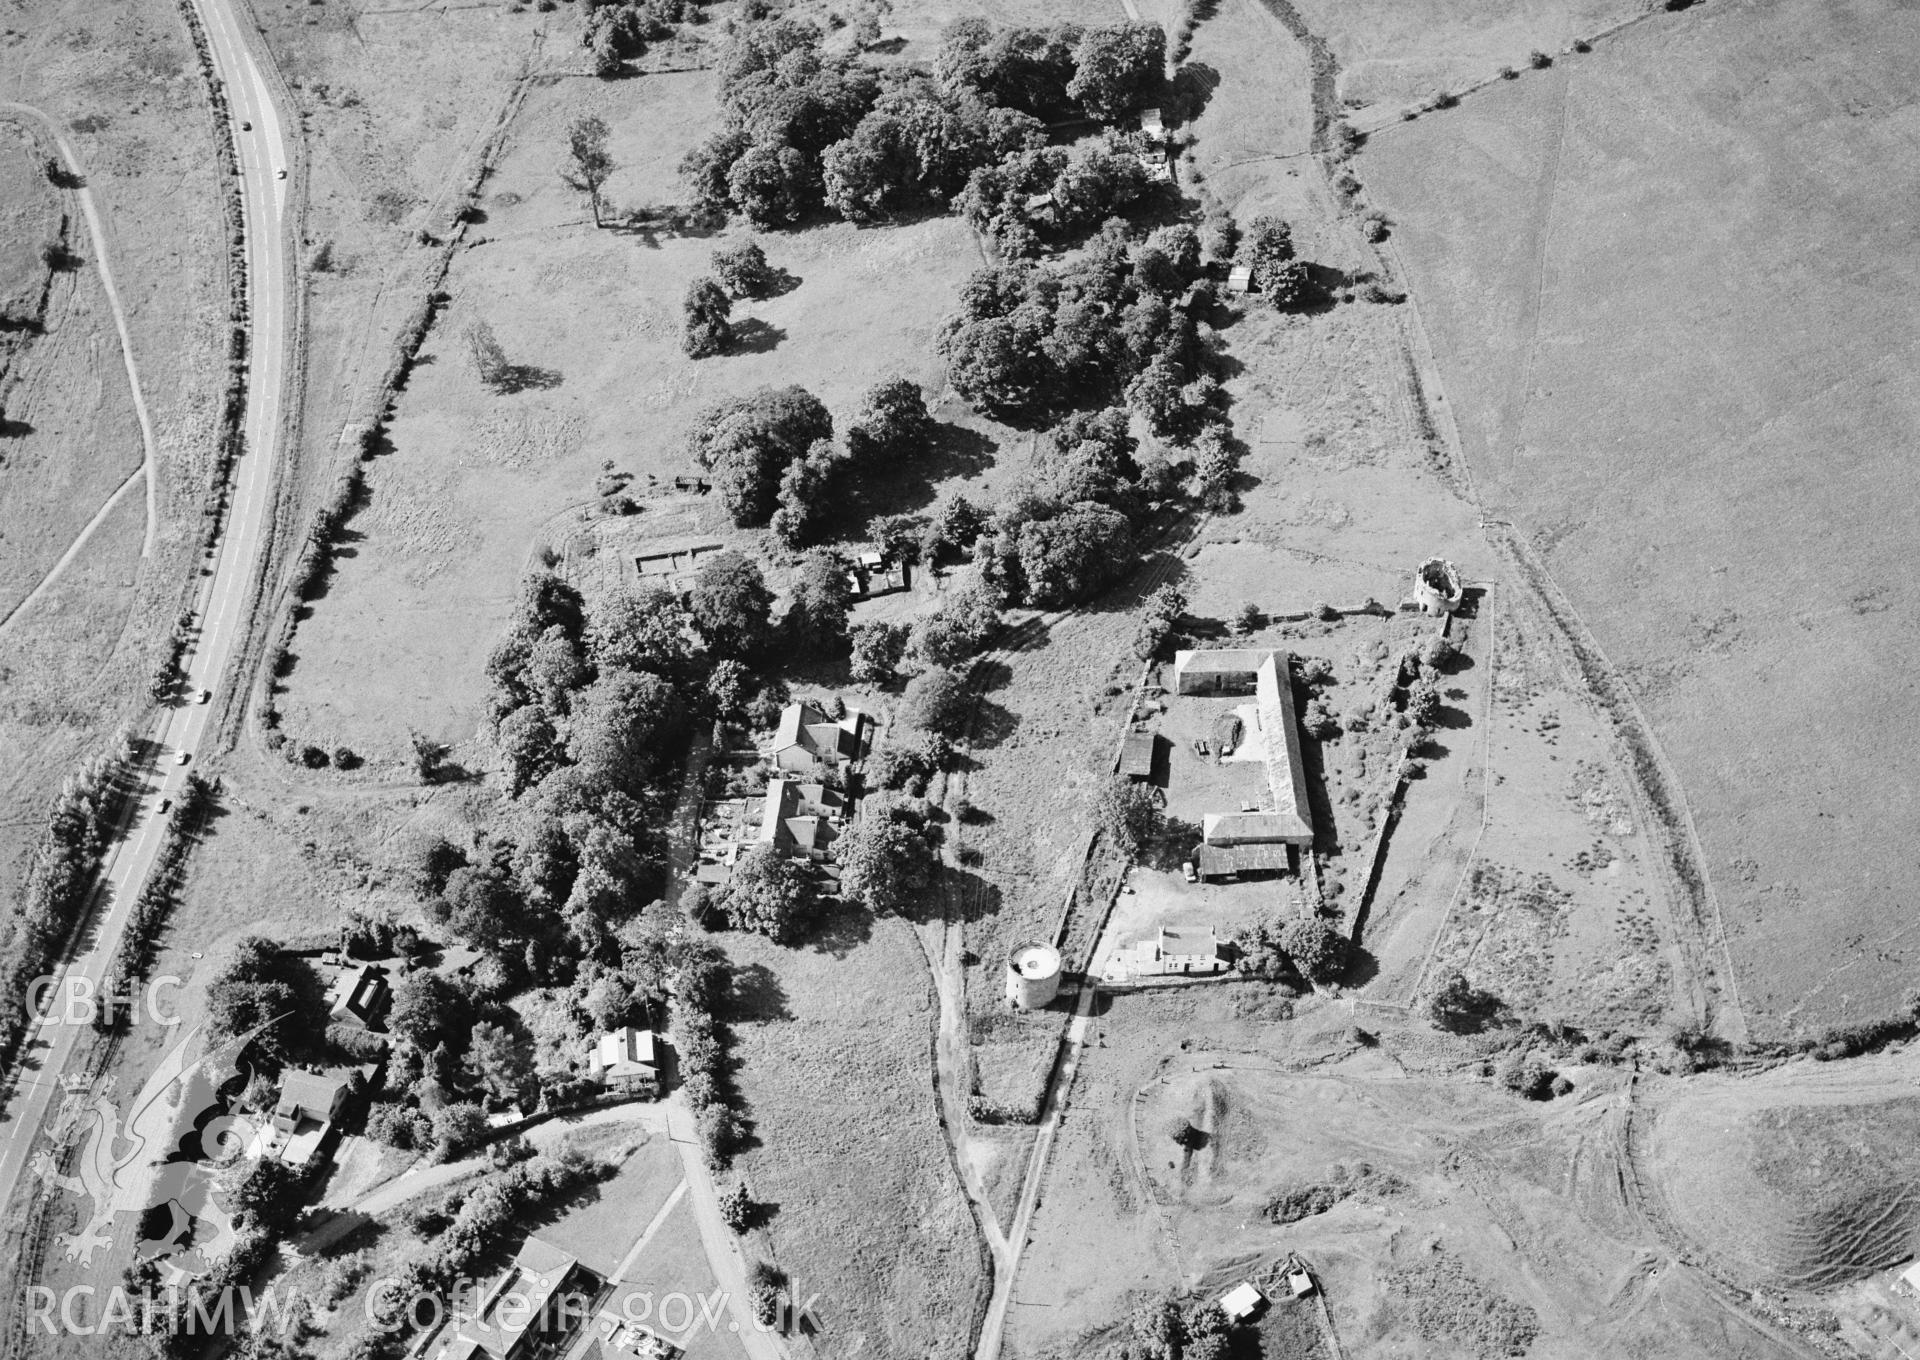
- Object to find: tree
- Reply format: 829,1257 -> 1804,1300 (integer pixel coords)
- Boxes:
689,551 -> 774,660
720,845 -> 812,943
850,620 -> 910,686
905,666 -> 971,737
909,576 -> 1000,667
1241,214 -> 1294,288
718,1182 -> 759,1233
409,729 -> 443,783
1016,504 -> 1132,607
1263,258 -> 1312,311
769,440 -> 844,548
1166,1116 -> 1203,1149
465,321 -> 509,390
712,239 -> 778,298
688,386 -> 834,527
432,1102 -> 490,1160
567,669 -> 686,795
586,584 -> 699,684
1091,774 -> 1160,855
1190,423 -> 1240,511
837,810 -> 934,915
844,377 -> 934,468
495,705 -> 562,796
683,277 -> 733,358
1132,581 -> 1186,659
788,550 -> 854,655
233,1158 -> 306,1234
388,971 -> 474,1055
1280,914 -> 1348,984
1067,24 -> 1165,122
1234,600 -> 1261,635
468,1021 -> 538,1105
562,115 -> 615,227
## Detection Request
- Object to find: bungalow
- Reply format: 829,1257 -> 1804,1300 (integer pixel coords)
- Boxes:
268,1070 -> 351,1168
588,1027 -> 659,1096
327,962 -> 390,1031
771,700 -> 864,772
435,1237 -> 603,1360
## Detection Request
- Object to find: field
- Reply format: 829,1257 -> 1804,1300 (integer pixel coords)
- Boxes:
1360,0 -> 1920,1035
721,906 -> 986,1360
276,62 -> 1023,761
0,0 -> 230,1196
1003,983 -> 1886,1360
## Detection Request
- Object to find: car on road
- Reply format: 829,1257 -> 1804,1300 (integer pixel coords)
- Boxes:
158,798 -> 172,814
174,751 -> 190,766
241,120 -> 251,130
276,168 -> 287,180
197,689 -> 212,705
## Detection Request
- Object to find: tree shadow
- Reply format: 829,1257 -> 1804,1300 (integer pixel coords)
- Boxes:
758,267 -> 802,299
0,415 -> 34,437
728,319 -> 785,355
1167,61 -> 1220,127
969,697 -> 1020,751
805,895 -> 874,959
496,364 -> 563,393
1341,945 -> 1380,989
728,961 -> 793,1022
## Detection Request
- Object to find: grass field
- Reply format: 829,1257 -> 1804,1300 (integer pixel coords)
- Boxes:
278,62 -> 1022,761
1361,0 -> 1920,1035
722,906 -> 985,1360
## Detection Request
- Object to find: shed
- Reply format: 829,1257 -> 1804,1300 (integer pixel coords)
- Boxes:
1227,265 -> 1254,294
1218,1282 -> 1265,1322
1119,731 -> 1156,781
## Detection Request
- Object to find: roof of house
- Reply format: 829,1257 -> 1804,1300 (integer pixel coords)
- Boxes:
594,1027 -> 657,1074
275,1071 -> 349,1122
1160,926 -> 1218,957
1119,731 -> 1156,777
1174,647 -> 1273,676
1194,841 -> 1290,875
330,964 -> 389,1020
1219,1282 -> 1264,1319
773,701 -> 829,751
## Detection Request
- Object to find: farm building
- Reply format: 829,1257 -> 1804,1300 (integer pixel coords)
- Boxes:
1219,1282 -> 1265,1322
1119,731 -> 1157,781
1120,925 -> 1226,977
771,700 -> 866,772
1006,942 -> 1063,1010
1194,840 -> 1291,881
1173,649 -> 1315,848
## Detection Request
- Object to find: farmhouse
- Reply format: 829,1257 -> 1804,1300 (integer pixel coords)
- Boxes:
1119,925 -> 1227,977
1174,649 -> 1315,849
771,699 -> 865,772
698,776 -> 846,882
435,1237 -> 604,1360
587,1027 -> 659,1096
326,962 -> 390,1031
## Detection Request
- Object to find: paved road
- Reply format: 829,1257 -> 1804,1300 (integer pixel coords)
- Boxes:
0,0 -> 294,1254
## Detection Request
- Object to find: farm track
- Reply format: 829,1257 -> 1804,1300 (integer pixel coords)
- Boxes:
0,101 -> 160,639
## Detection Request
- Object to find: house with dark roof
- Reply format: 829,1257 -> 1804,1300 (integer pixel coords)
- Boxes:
327,962 -> 390,1031
770,700 -> 865,773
